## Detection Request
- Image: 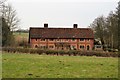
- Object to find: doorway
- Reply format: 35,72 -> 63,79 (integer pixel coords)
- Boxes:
87,45 -> 90,50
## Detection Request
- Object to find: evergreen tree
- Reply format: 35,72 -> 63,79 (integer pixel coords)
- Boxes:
2,17 -> 14,46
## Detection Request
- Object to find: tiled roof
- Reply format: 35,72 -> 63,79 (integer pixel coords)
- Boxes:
29,27 -> 94,39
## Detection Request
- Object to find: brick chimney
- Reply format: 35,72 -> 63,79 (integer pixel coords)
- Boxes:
73,24 -> 78,28
44,23 -> 48,28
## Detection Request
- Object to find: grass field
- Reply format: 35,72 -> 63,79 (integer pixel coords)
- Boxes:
13,32 -> 29,38
13,32 -> 29,42
2,52 -> 118,78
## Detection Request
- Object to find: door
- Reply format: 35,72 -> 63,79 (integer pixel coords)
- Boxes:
87,45 -> 90,50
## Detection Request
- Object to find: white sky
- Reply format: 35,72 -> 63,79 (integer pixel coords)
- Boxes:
7,0 -> 119,29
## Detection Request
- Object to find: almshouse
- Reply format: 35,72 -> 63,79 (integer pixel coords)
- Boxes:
29,24 -> 94,50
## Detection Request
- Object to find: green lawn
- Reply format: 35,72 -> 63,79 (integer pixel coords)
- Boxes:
2,52 -> 118,78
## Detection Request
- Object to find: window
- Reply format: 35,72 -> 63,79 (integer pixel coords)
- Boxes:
61,39 -> 63,42
66,39 -> 69,41
49,39 -> 54,41
87,45 -> 90,50
49,46 -> 54,48
72,38 -> 76,41
41,39 -> 46,41
35,45 -> 38,48
86,39 -> 90,41
57,39 -> 60,41
71,45 -> 76,50
80,45 -> 84,49
40,46 -> 46,49
80,39 -> 84,41
73,46 -> 76,49
72,46 -> 75,48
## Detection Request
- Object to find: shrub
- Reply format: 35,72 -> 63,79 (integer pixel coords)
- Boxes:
29,49 -> 37,54
2,47 -> 119,57
67,50 -> 73,56
85,51 -> 93,56
45,50 -> 55,55
36,49 -> 44,55
58,50 -> 65,56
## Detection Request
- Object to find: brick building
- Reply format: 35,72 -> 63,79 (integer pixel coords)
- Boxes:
29,24 -> 94,50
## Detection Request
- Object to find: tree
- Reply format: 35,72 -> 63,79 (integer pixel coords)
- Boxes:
0,0 -> 6,8
90,1 -> 120,50
2,17 -> 14,46
89,16 -> 107,48
0,0 -> 7,47
117,1 -> 120,50
1,4 -> 20,31
1,0 -> 20,47
106,11 -> 118,49
0,0 -> 6,5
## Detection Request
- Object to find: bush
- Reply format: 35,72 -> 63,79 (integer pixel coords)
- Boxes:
3,47 -> 16,53
2,47 -> 119,57
85,51 -> 93,56
67,50 -> 77,56
58,50 -> 65,56
45,50 -> 55,55
36,49 -> 44,55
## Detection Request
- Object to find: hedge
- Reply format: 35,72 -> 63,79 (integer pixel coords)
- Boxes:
2,47 -> 120,57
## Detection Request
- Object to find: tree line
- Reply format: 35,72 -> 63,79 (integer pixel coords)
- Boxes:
89,1 -> 120,51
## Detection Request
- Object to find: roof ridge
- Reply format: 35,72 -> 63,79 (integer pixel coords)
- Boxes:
30,27 -> 91,29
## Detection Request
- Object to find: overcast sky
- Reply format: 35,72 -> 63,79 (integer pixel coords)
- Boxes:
7,0 -> 119,29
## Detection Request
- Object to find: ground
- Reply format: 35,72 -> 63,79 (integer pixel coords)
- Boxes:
2,52 -> 118,78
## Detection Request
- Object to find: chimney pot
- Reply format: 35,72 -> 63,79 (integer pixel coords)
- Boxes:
44,23 -> 48,28
73,24 -> 78,28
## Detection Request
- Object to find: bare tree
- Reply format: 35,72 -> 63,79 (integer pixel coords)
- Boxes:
90,12 -> 119,50
0,0 -> 7,16
0,0 -> 6,5
1,4 -> 20,31
1,0 -> 20,46
106,11 -> 118,49
89,16 -> 107,46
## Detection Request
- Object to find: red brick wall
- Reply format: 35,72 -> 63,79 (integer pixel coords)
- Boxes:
30,38 -> 94,50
